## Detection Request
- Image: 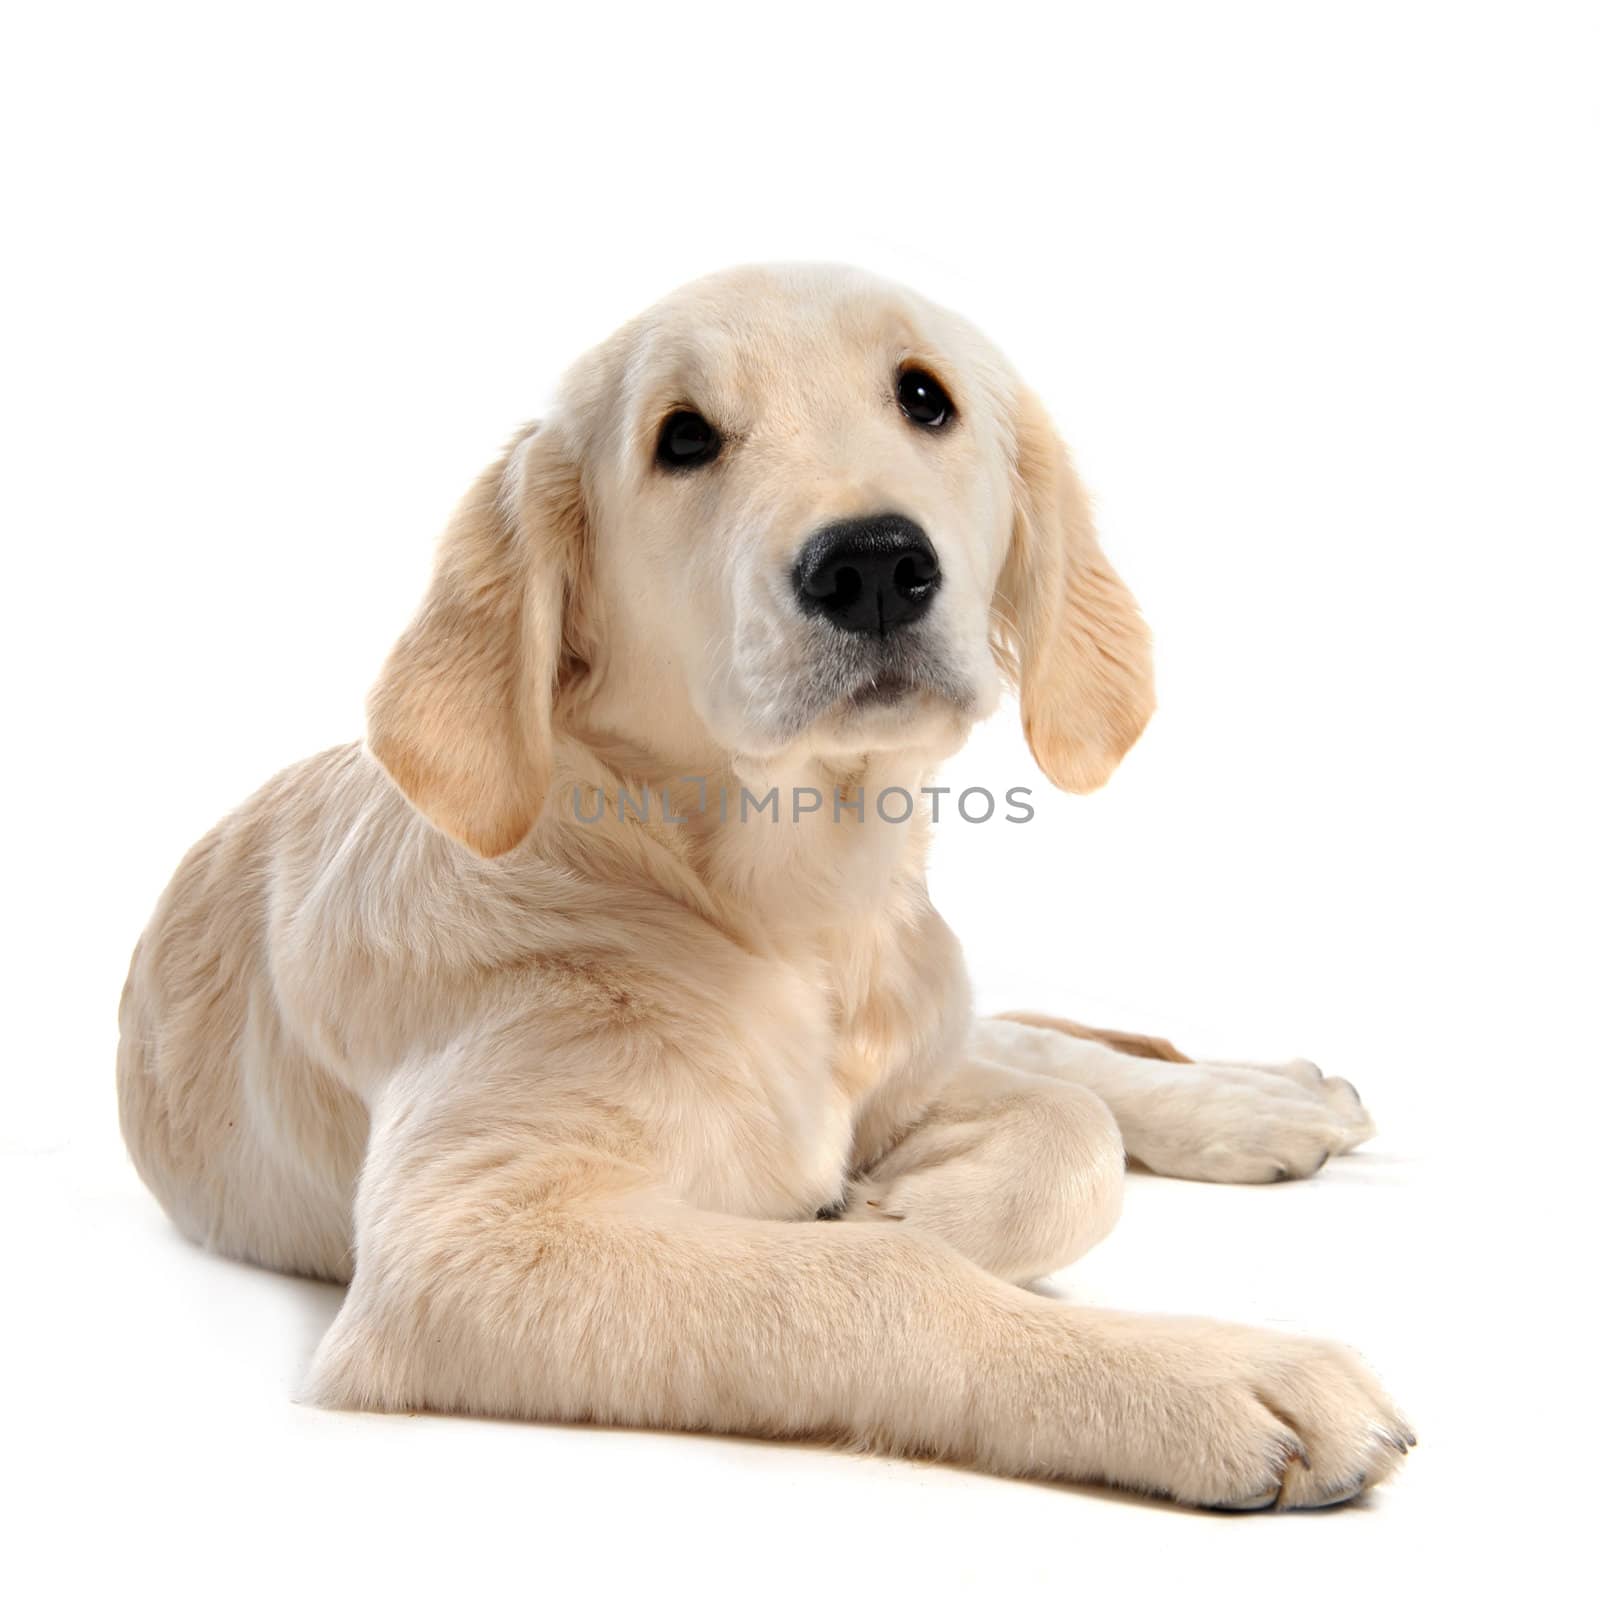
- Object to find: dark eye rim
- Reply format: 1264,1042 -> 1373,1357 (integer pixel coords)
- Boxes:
895,364 -> 957,431
654,407 -> 723,470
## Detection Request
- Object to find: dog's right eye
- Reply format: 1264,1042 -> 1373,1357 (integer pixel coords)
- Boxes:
656,410 -> 722,470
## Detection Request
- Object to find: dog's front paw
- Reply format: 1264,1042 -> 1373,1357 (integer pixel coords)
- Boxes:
1121,1058 -> 1375,1183
1082,1315 -> 1413,1511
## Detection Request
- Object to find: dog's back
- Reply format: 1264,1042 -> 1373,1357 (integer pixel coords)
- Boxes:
117,745 -> 371,1282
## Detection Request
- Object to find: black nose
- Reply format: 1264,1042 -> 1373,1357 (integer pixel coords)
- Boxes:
793,514 -> 942,636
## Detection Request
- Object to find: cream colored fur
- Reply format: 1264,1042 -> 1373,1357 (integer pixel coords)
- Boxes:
118,264 -> 1406,1511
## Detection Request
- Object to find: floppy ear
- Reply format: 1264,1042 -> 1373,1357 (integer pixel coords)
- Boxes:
366,422 -> 583,857
995,385 -> 1155,792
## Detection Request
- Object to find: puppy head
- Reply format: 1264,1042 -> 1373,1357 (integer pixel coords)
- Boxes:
368,264 -> 1153,856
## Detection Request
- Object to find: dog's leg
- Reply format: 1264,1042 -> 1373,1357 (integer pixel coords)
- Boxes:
838,1061 -> 1125,1283
976,1015 -> 1376,1184
307,1077 -> 1410,1510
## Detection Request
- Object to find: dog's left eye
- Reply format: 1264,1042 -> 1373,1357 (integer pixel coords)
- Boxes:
656,409 -> 722,470
897,367 -> 954,429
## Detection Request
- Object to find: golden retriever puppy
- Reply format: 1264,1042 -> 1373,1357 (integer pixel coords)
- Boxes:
118,264 -> 1407,1510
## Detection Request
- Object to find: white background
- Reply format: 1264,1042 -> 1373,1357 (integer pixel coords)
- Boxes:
3,2 -> 1596,1594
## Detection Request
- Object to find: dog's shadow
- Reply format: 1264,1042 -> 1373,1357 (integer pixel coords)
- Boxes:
285,1272 -> 348,1371
187,1240 -> 348,1376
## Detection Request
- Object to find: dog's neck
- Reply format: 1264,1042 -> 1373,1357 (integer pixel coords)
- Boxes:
545,729 -> 943,949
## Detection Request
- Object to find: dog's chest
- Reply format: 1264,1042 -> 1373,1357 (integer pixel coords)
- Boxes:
656,910 -> 965,1222
633,960 -> 847,1219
